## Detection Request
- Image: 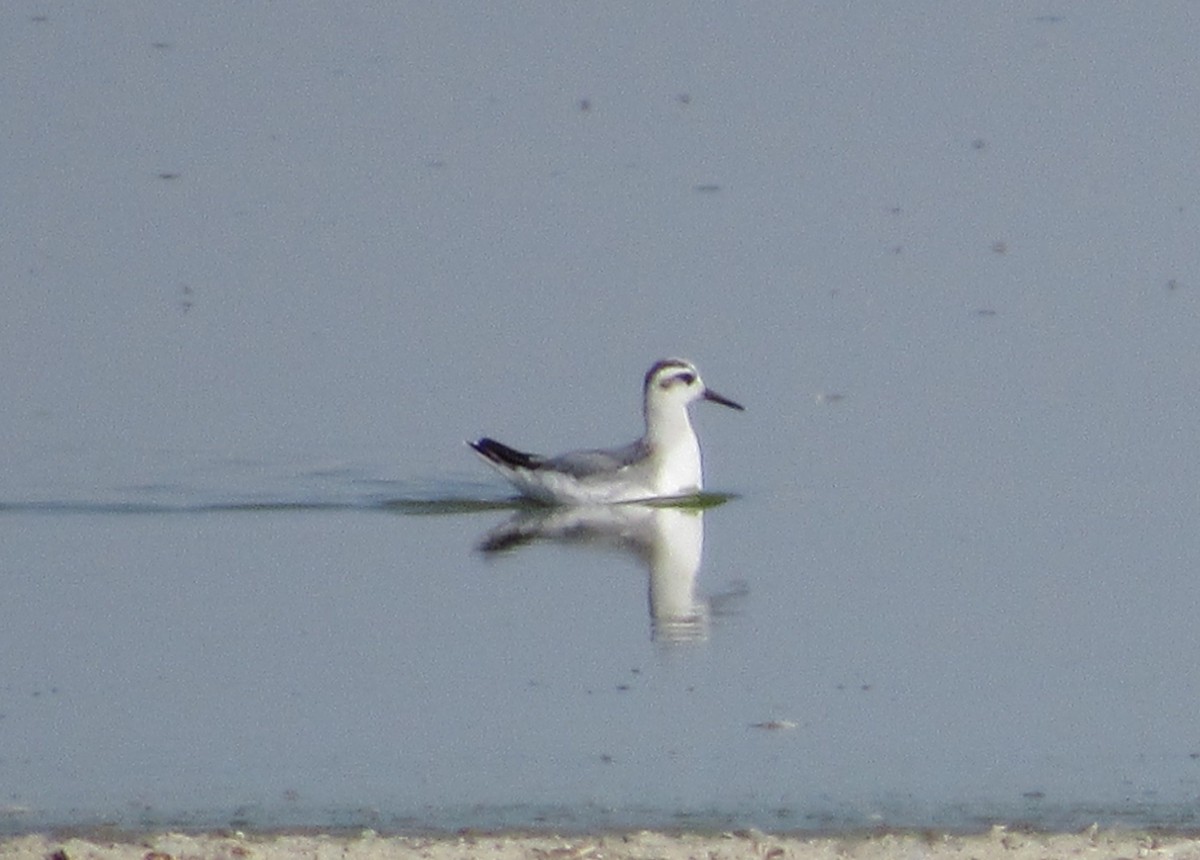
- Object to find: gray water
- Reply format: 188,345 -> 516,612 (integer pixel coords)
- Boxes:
5,2 -> 1200,835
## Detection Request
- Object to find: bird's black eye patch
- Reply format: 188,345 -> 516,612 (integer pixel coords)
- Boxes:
661,372 -> 696,389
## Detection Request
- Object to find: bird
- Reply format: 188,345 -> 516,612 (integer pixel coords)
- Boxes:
469,358 -> 743,505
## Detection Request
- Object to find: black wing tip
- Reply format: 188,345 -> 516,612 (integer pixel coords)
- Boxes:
470,437 -> 541,470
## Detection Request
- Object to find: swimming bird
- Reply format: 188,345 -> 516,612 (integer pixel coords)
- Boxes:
469,358 -> 743,505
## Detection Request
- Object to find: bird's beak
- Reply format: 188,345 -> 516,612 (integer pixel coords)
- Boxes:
703,388 -> 744,411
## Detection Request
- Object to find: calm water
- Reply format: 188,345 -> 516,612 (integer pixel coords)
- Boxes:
5,2 -> 1200,835
4,446 -> 1200,833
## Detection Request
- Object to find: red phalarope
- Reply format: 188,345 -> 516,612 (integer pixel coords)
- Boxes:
469,358 -> 744,505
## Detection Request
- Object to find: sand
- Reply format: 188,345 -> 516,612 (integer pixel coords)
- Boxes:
5,827 -> 1200,860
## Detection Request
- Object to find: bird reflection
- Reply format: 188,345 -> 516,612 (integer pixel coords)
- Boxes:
477,503 -> 732,642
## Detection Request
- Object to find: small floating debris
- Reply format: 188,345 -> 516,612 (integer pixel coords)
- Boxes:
157,172 -> 181,180
815,391 -> 845,404
750,720 -> 797,731
694,183 -> 721,193
991,240 -> 1008,254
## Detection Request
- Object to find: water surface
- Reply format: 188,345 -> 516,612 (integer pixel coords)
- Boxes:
5,1 -> 1200,835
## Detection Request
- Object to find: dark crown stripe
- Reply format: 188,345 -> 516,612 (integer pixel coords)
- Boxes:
643,358 -> 694,391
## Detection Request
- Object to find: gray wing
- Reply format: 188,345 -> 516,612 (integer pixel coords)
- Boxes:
543,439 -> 648,479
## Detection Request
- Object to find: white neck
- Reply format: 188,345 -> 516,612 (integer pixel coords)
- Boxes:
644,397 -> 703,494
644,397 -> 695,447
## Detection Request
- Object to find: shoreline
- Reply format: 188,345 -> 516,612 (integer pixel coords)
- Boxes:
7,826 -> 1200,860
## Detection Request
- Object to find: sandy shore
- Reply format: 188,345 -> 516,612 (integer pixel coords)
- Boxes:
5,827 -> 1200,860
